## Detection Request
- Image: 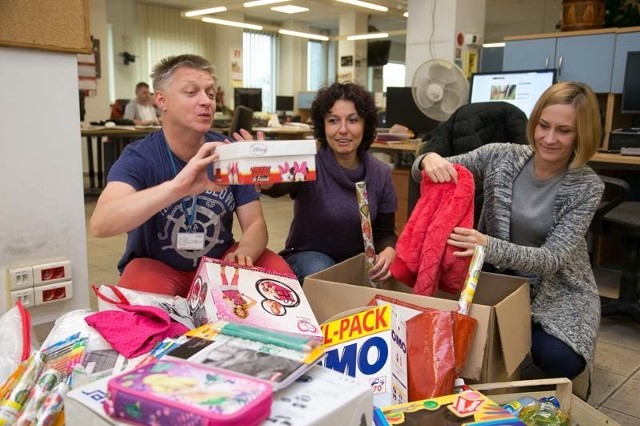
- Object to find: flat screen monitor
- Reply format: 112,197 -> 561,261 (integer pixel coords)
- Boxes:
385,87 -> 440,137
234,87 -> 262,112
469,69 -> 557,118
276,95 -> 294,112
621,51 -> 640,114
367,40 -> 391,67
297,91 -> 316,109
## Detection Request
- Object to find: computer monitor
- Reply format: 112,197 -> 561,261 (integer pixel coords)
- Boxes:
621,51 -> 640,121
297,91 -> 316,110
385,87 -> 440,137
276,95 -> 294,112
234,88 -> 262,112
469,69 -> 557,118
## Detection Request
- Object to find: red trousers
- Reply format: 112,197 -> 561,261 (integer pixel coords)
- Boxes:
118,244 -> 293,298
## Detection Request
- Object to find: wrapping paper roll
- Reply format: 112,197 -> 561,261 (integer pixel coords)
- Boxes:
15,369 -> 61,426
355,181 -> 377,288
456,245 -> 486,316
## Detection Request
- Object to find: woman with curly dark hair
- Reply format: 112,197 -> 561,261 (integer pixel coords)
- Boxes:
261,81 -> 398,284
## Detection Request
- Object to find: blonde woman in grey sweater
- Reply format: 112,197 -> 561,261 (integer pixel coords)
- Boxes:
412,81 -> 604,381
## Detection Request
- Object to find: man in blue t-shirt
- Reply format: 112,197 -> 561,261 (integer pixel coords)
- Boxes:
90,54 -> 290,297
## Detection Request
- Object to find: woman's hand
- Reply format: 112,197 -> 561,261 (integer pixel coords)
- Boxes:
447,227 -> 488,257
421,152 -> 458,183
171,142 -> 228,197
369,247 -> 396,282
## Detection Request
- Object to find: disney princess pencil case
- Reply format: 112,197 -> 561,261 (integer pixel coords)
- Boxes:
105,359 -> 272,426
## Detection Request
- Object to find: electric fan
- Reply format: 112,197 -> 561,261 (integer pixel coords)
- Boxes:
411,59 -> 469,122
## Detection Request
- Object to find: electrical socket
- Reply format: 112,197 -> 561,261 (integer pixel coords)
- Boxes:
33,260 -> 72,286
34,280 -> 73,305
8,266 -> 34,290
10,288 -> 35,308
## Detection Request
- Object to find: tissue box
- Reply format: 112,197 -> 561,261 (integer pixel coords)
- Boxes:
215,140 -> 317,184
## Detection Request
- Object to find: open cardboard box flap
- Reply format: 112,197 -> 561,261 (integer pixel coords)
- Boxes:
304,254 -> 531,381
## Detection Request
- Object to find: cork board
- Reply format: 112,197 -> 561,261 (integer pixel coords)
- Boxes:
0,0 -> 91,54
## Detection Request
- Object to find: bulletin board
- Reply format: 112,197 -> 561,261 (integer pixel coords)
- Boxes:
0,0 -> 91,54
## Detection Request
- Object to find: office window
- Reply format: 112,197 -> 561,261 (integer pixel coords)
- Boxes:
307,40 -> 326,91
383,63 -> 406,92
243,31 -> 276,113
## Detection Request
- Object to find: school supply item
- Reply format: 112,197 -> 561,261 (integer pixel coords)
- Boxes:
0,351 -> 46,425
355,181 -> 377,288
168,322 -> 324,391
105,359 -> 272,426
186,257 -> 323,343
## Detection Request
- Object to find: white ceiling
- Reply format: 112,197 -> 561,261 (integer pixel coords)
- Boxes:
143,0 -> 410,36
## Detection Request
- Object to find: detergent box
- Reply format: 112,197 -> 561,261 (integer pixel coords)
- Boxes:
214,140 -> 316,184
319,301 -> 430,407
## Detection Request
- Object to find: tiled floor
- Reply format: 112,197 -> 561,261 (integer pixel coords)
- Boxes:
83,195 -> 640,425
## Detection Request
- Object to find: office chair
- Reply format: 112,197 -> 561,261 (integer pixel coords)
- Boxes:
110,99 -> 130,120
591,175 -> 640,321
230,105 -> 254,135
408,101 -> 528,224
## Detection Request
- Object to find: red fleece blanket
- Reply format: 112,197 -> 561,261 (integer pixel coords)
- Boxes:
390,164 -> 475,296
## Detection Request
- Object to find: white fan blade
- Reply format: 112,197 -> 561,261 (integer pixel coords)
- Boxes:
429,62 -> 459,85
440,89 -> 462,114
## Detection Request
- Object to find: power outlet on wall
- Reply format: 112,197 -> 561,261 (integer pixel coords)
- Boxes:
34,281 -> 73,305
33,260 -> 72,286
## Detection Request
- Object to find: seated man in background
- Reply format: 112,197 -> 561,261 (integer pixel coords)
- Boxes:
123,81 -> 161,126
90,54 -> 291,297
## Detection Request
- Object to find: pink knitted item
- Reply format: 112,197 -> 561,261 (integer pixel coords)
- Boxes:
390,164 -> 475,296
85,304 -> 188,358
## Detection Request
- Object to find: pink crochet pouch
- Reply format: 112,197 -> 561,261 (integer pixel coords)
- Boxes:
85,301 -> 188,358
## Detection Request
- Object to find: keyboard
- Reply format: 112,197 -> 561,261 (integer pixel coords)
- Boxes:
620,147 -> 640,156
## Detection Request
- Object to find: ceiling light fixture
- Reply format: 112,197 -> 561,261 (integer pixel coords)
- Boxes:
271,5 -> 309,14
278,29 -> 329,41
183,6 -> 227,17
244,0 -> 289,7
403,11 -> 408,18
346,32 -> 389,41
336,0 -> 388,12
201,17 -> 263,30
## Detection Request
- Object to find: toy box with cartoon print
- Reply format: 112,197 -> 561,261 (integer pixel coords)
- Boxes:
214,140 -> 317,184
186,257 -> 324,342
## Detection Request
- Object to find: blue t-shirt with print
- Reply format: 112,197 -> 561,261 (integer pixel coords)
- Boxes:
107,130 -> 259,272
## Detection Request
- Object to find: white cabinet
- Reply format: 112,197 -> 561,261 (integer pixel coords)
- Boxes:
503,30 -> 616,93
611,30 -> 640,93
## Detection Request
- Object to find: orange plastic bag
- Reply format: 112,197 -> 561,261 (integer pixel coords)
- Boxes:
370,296 -> 477,401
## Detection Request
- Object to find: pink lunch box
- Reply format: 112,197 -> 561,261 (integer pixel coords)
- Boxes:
105,359 -> 272,426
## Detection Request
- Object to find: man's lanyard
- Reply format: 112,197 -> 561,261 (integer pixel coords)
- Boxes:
165,143 -> 198,232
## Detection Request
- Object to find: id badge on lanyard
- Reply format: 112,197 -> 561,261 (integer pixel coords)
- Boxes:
177,231 -> 205,250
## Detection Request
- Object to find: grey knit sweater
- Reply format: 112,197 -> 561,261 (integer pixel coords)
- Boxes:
412,143 -> 604,369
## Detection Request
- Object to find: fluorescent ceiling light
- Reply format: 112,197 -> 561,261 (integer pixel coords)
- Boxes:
482,42 -> 505,48
202,17 -> 263,30
346,32 -> 389,41
271,5 -> 309,14
336,0 -> 388,12
244,0 -> 289,6
184,6 -> 227,17
279,29 -> 329,41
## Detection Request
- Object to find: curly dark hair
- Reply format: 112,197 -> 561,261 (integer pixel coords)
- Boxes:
311,82 -> 378,152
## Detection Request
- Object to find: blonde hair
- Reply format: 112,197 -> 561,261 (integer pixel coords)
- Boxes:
526,81 -> 602,168
151,54 -> 217,93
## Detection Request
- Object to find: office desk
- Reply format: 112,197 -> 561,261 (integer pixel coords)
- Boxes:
590,152 -> 640,168
253,126 -> 313,140
81,127 -> 155,190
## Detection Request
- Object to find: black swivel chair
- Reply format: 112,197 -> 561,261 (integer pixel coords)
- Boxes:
408,101 -> 528,225
591,175 -> 640,321
230,105 -> 254,135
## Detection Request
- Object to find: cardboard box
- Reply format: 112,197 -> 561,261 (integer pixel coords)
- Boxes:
214,140 -> 317,184
305,254 -> 532,383
65,366 -> 373,426
471,378 -> 620,426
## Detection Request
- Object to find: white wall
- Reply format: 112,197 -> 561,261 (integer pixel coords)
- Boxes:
0,48 -> 90,322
